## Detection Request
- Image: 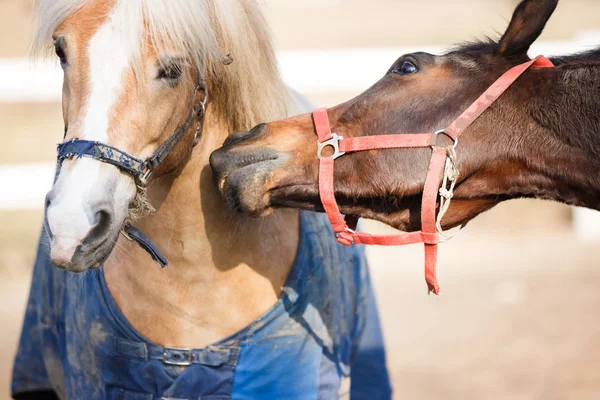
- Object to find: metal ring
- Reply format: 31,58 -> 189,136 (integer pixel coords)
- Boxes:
201,85 -> 208,109
195,101 -> 206,120
317,133 -> 345,160
195,80 -> 209,109
432,129 -> 458,150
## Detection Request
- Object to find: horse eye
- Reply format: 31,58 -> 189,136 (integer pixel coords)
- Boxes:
54,43 -> 67,65
157,63 -> 183,81
393,61 -> 418,76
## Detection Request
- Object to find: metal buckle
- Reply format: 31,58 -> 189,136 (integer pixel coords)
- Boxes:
162,347 -> 193,366
335,227 -> 356,245
139,167 -> 153,186
343,227 -> 357,235
120,229 -> 134,241
431,129 -> 458,150
318,133 -> 345,160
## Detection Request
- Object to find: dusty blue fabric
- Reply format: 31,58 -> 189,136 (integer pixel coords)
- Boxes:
12,211 -> 392,399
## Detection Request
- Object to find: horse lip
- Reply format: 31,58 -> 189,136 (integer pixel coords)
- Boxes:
217,157 -> 278,193
212,149 -> 280,194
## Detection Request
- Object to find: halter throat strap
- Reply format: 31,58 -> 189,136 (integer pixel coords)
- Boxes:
313,56 -> 553,295
143,81 -> 208,179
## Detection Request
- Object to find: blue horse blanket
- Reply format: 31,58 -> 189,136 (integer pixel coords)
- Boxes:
12,211 -> 391,399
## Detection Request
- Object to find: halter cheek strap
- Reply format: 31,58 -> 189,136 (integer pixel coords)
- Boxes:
55,81 -> 208,268
313,56 -> 554,295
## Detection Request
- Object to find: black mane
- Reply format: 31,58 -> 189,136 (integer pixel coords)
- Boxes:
550,48 -> 600,65
448,38 -> 499,56
449,37 -> 600,66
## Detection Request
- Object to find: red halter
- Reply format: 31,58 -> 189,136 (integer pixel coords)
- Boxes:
313,56 -> 554,295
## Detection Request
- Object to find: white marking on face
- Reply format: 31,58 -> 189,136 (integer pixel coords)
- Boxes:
46,8 -> 139,267
84,9 -> 132,143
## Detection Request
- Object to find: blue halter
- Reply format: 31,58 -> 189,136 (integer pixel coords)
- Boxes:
55,82 -> 208,268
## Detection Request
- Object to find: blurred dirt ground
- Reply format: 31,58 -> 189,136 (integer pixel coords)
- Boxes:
2,204 -> 600,399
367,216 -> 600,399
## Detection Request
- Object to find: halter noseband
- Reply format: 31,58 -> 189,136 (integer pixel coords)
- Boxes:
55,79 -> 208,268
313,56 -> 554,295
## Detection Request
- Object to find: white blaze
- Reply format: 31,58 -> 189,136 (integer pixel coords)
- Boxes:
46,8 -> 139,265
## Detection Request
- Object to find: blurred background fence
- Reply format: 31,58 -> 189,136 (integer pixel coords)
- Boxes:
1,0 -> 600,398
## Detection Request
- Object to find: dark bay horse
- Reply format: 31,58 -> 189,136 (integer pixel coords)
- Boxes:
211,0 -> 599,247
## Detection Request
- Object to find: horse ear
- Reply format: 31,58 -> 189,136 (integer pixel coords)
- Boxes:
497,0 -> 558,57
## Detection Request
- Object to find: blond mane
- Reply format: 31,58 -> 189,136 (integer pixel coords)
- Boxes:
32,0 -> 289,131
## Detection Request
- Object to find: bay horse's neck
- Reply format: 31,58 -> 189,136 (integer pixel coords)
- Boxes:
527,62 -> 600,209
103,109 -> 299,348
460,61 -> 600,212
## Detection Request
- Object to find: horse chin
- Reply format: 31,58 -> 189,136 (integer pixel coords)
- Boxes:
45,203 -> 127,273
48,229 -> 120,273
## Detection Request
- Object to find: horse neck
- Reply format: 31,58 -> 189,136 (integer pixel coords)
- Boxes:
113,109 -> 299,276
529,64 -> 600,209
467,64 -> 600,210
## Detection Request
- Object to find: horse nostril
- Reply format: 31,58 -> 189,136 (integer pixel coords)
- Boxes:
44,190 -> 56,211
84,209 -> 113,246
43,192 -> 55,239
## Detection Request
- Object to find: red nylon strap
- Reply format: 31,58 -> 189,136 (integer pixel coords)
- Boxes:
421,148 -> 447,295
340,134 -> 435,152
313,108 -> 333,142
354,231 -> 438,246
318,156 -> 348,234
313,109 -> 435,151
446,56 -> 553,139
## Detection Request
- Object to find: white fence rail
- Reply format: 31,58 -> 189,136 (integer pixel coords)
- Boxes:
3,31 -> 600,103
1,31 -> 600,237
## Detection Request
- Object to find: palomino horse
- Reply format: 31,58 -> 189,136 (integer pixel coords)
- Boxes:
12,1 -> 391,399
211,0 -> 597,292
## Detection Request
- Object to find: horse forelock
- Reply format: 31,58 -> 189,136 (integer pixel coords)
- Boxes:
32,0 -> 289,133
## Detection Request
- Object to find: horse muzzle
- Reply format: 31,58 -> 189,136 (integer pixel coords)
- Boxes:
45,190 -> 117,272
210,135 -> 287,216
